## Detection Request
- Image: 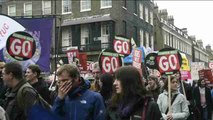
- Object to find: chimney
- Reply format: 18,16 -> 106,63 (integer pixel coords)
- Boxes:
206,44 -> 212,52
154,4 -> 159,14
189,35 -> 196,41
181,28 -> 188,35
159,9 -> 168,21
168,16 -> 174,25
197,40 -> 203,48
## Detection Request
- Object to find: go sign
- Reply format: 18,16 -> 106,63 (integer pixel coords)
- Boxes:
6,31 -> 36,61
156,52 -> 181,74
99,51 -> 122,74
113,36 -> 130,55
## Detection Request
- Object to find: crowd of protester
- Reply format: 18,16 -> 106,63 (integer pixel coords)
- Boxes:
0,61 -> 212,120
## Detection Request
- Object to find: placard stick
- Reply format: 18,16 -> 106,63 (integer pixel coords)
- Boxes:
168,75 -> 172,113
181,80 -> 186,97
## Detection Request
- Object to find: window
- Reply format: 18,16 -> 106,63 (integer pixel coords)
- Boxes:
123,21 -> 127,36
139,3 -> 143,19
101,23 -> 110,43
145,32 -> 149,48
133,26 -> 137,45
140,29 -> 144,47
163,31 -> 166,44
42,1 -> 51,15
151,35 -> 154,50
134,0 -> 137,14
166,32 -> 169,45
150,11 -> 153,25
101,24 -> 109,36
170,35 -> 173,47
24,2 -> 32,16
81,0 -> 91,12
81,25 -> 89,45
62,27 -> 72,47
8,5 -> 16,16
101,0 -> 112,9
62,0 -> 71,14
145,7 -> 149,23
123,0 -> 127,8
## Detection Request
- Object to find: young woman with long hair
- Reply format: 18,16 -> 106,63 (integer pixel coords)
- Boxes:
106,66 -> 162,120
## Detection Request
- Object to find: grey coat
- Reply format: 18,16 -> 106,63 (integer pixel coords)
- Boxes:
0,106 -> 7,120
157,91 -> 189,120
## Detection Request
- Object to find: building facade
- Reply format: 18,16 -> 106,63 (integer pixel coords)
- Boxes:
2,0 -> 154,63
154,5 -> 209,66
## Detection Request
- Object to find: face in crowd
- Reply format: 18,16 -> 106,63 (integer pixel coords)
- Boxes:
147,76 -> 158,90
113,66 -> 143,94
57,64 -> 81,92
113,79 -> 122,94
200,79 -> 206,88
170,77 -> 179,92
25,68 -> 37,82
0,62 -> 5,79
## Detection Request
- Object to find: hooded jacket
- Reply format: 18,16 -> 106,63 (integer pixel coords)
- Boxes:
157,91 -> 189,120
52,79 -> 105,120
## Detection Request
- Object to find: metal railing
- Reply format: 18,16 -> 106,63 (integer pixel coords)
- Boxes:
58,42 -> 112,54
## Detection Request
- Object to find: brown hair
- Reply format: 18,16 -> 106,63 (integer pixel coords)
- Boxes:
28,64 -> 41,78
57,64 -> 80,79
163,75 -> 177,91
4,62 -> 23,80
110,66 -> 147,108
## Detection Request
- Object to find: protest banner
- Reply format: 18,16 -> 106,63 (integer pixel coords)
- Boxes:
98,49 -> 122,74
0,14 -> 25,50
113,36 -> 131,55
0,17 -> 54,72
132,48 -> 143,76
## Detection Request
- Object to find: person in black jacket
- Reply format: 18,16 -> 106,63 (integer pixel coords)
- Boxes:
25,64 -> 51,104
194,78 -> 212,120
0,62 -> 7,106
100,73 -> 114,106
146,75 -> 161,102
106,66 -> 162,120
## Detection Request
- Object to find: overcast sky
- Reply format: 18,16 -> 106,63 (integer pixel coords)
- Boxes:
155,1 -> 213,48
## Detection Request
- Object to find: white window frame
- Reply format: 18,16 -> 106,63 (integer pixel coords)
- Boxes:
145,7 -> 149,23
101,23 -> 109,43
151,35 -> 154,50
8,5 -> 16,16
150,11 -> 153,25
42,1 -> 51,15
80,0 -> 91,12
62,0 -> 72,14
145,32 -> 149,48
24,2 -> 32,16
163,31 -> 166,44
81,24 -> 89,45
139,3 -> 143,19
62,27 -> 72,47
101,24 -> 109,36
140,29 -> 144,47
100,0 -> 112,9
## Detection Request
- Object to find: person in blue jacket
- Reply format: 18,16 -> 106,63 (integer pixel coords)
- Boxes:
52,64 -> 105,120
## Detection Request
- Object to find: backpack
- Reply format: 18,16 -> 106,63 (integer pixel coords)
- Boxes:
16,83 -> 52,111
